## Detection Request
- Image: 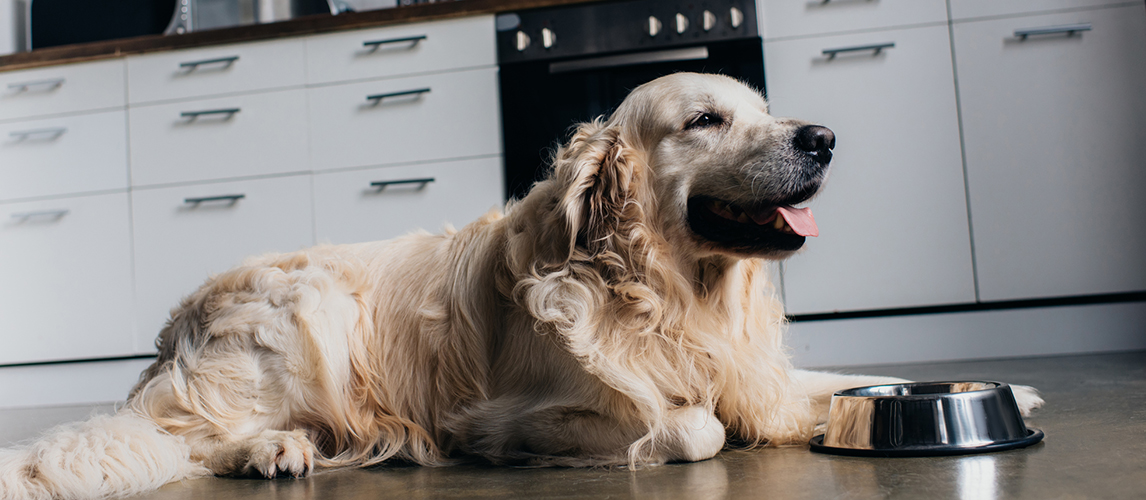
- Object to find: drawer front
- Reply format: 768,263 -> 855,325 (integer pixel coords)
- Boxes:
759,0 -> 947,40
0,193 -> 134,364
0,110 -> 128,201
954,6 -> 1146,300
950,0 -> 1134,21
131,175 -> 314,348
314,156 -> 504,244
305,15 -> 495,85
766,25 -> 976,314
308,67 -> 501,171
127,38 -> 306,104
129,88 -> 309,186
0,60 -> 125,121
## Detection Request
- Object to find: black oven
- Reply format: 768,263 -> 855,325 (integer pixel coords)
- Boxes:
496,0 -> 764,201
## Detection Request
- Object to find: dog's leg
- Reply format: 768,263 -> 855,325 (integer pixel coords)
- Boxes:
189,429 -> 316,478
790,370 -> 910,425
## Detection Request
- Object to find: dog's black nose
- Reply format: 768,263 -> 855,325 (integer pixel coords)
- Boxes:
794,125 -> 835,164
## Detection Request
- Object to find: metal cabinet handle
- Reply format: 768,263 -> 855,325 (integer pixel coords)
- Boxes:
362,35 -> 426,49
8,127 -> 67,139
366,88 -> 431,102
10,209 -> 69,221
6,78 -> 65,91
179,56 -> 239,69
370,178 -> 434,189
1015,23 -> 1092,39
823,43 -> 895,58
184,194 -> 245,204
180,108 -> 241,118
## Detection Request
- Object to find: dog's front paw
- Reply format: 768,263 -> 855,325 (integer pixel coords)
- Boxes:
1010,384 -> 1044,417
244,429 -> 316,478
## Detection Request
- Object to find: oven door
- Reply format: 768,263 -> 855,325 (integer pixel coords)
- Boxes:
499,37 -> 764,200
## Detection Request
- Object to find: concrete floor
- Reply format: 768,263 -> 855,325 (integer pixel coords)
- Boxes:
6,351 -> 1146,499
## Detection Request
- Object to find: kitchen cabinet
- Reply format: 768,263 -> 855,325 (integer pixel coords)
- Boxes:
126,38 -> 305,105
953,4 -> 1146,301
758,0 -> 947,40
131,175 -> 315,349
0,59 -> 125,121
313,156 -> 504,244
0,193 -> 134,364
0,110 -> 128,200
767,25 -> 976,314
949,0 -> 1137,21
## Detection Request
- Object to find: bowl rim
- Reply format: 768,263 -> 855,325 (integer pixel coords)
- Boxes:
833,380 -> 1009,400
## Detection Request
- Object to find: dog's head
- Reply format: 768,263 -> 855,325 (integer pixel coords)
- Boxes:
543,72 -> 833,262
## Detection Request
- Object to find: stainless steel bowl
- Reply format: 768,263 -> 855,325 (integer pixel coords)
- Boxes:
809,381 -> 1043,457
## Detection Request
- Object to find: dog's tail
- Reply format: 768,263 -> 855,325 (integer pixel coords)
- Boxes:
0,410 -> 209,500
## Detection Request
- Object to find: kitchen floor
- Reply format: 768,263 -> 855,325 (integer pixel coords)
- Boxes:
4,351 -> 1144,499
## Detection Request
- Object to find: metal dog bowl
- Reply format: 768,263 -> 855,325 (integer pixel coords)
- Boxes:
809,381 -> 1043,457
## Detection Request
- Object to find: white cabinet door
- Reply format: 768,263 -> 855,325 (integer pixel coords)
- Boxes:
131,175 -> 314,350
128,88 -> 309,186
766,26 -> 976,314
0,60 -> 125,121
954,6 -> 1146,301
0,193 -> 134,364
304,15 -> 495,85
759,0 -> 947,40
313,156 -> 503,244
126,38 -> 306,105
308,67 -> 501,171
950,0 -> 1132,21
0,110 -> 128,201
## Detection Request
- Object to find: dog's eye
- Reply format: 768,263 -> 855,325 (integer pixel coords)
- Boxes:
687,113 -> 724,130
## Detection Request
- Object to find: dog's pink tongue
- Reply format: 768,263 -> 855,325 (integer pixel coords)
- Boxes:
777,206 -> 818,237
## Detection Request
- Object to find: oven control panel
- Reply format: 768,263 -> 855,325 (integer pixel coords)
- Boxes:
496,0 -> 759,64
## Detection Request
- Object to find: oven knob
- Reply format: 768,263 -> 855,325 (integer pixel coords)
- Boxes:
515,30 -> 531,51
647,16 -> 663,37
730,7 -> 744,29
541,27 -> 556,49
675,13 -> 689,34
702,10 -> 717,31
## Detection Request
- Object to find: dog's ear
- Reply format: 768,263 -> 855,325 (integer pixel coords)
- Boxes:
552,120 -> 649,257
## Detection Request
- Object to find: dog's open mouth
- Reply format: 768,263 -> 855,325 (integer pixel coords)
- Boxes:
687,196 -> 818,253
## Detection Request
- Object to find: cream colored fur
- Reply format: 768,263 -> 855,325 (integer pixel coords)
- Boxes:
0,73 -> 1042,499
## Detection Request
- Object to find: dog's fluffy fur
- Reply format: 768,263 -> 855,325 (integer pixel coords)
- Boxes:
0,73 -> 1041,499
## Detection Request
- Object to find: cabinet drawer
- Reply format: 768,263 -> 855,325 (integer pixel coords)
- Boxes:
305,15 -> 495,85
131,175 -> 314,347
765,26 -> 975,314
954,5 -> 1146,300
308,67 -> 500,171
0,193 -> 134,364
950,0 -> 1134,21
127,38 -> 305,104
758,0 -> 947,40
314,156 -> 503,244
129,88 -> 308,186
0,110 -> 128,200
0,60 -> 125,121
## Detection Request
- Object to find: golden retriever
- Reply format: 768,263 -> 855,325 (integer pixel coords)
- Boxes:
0,73 -> 1042,499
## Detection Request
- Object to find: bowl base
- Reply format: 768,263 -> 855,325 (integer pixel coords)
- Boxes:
809,428 -> 1044,458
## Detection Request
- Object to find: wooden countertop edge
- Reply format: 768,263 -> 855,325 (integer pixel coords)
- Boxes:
0,0 -> 607,72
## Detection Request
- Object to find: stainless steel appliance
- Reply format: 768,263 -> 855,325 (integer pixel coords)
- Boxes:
165,0 -> 329,34
496,0 -> 763,201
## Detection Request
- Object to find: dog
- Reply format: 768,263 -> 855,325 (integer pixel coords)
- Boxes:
0,73 -> 1042,499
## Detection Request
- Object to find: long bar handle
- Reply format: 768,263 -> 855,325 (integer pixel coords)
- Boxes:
1015,23 -> 1092,39
8,127 -> 67,139
363,35 -> 426,48
180,108 -> 241,118
6,78 -> 65,91
184,194 -> 246,204
10,209 -> 69,221
179,56 -> 240,69
823,42 -> 895,58
366,88 -> 431,102
370,178 -> 435,189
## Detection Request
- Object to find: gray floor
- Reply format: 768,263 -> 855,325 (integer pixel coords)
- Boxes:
5,351 -> 1145,499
